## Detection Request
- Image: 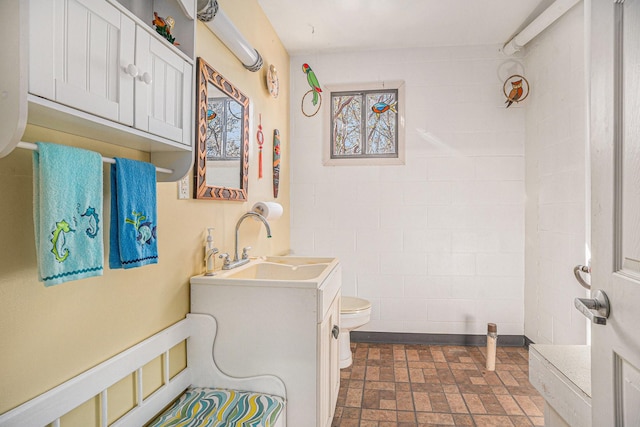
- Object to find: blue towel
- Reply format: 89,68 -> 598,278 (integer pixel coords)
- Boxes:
109,158 -> 158,269
33,142 -> 104,286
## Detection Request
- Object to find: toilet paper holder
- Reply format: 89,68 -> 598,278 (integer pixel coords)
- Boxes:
252,201 -> 283,220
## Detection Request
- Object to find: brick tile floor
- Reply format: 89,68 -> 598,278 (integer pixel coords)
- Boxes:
332,342 -> 544,427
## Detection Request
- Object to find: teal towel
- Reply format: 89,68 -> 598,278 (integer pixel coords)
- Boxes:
33,142 -> 104,286
109,158 -> 158,269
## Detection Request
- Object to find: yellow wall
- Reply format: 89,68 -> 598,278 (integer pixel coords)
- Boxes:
0,0 -> 289,414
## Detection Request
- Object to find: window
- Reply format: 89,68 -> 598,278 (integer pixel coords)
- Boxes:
324,81 -> 404,165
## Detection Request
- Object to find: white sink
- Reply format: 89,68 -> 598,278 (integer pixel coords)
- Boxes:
228,262 -> 328,281
262,256 -> 335,266
191,256 -> 339,289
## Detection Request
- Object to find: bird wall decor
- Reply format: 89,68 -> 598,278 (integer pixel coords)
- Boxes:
503,74 -> 529,108
301,63 -> 323,117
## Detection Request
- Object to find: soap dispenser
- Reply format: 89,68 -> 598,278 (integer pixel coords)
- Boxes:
204,228 -> 218,276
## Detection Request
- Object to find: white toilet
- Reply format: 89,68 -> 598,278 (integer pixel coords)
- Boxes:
339,296 -> 372,369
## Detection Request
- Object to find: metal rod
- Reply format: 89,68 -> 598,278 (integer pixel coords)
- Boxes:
16,141 -> 174,174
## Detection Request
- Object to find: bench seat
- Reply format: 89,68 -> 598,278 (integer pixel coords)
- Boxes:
0,314 -> 286,427
148,387 -> 285,427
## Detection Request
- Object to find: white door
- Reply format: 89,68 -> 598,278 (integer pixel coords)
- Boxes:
134,28 -> 193,146
590,0 -> 640,425
29,0 -> 135,125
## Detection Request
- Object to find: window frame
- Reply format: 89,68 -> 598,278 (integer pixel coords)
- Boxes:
323,80 -> 405,166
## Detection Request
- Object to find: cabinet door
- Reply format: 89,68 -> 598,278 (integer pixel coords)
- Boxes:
329,294 -> 341,419
318,293 -> 341,427
134,29 -> 193,146
29,0 -> 135,125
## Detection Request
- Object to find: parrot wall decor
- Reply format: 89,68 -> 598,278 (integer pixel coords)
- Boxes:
301,63 -> 323,117
503,74 -> 530,108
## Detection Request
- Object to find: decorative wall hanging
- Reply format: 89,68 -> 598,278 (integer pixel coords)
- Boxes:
267,64 -> 279,98
301,63 -> 322,117
257,114 -> 264,179
152,12 -> 179,46
503,74 -> 530,108
273,129 -> 281,198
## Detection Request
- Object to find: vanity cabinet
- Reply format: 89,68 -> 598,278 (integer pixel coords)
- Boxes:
190,260 -> 342,427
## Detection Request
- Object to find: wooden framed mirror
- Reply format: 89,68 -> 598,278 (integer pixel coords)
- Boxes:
195,57 -> 249,200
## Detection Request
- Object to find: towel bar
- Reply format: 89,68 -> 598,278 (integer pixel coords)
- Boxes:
17,141 -> 174,174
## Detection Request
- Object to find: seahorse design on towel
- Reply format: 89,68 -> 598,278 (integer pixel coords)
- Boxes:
50,220 -> 74,262
81,207 -> 100,238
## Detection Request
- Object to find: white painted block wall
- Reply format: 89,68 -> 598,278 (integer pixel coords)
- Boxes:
524,3 -> 588,345
290,45 -> 526,335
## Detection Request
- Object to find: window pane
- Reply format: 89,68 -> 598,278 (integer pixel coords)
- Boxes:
366,92 -> 397,155
225,100 -> 242,159
332,94 -> 362,156
206,98 -> 225,160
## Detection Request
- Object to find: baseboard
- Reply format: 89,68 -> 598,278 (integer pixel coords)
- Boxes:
351,331 -> 526,347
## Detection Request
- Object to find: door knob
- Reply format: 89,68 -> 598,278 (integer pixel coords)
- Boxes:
574,289 -> 610,325
573,264 -> 591,290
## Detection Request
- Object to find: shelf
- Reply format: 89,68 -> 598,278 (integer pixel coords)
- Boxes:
27,95 -> 193,182
109,0 -> 196,59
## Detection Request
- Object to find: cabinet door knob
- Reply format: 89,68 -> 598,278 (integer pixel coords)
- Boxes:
141,72 -> 153,85
331,325 -> 340,339
125,64 -> 139,78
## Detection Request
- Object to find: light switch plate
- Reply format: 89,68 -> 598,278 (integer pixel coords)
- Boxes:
178,175 -> 190,199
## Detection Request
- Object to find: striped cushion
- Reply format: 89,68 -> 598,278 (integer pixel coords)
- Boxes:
148,387 -> 284,427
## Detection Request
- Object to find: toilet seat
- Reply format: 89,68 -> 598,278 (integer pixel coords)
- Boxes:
341,296 -> 371,314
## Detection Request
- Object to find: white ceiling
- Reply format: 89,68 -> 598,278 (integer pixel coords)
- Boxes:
256,0 -> 553,55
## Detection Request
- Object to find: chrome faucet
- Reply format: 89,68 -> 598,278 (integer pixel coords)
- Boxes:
220,212 -> 272,270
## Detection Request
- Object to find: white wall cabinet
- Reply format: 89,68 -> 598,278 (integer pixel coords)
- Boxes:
30,0 -> 192,148
190,260 -> 342,427
1,0 -> 196,181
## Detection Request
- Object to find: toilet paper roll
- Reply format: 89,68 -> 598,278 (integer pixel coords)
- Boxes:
252,201 -> 283,220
